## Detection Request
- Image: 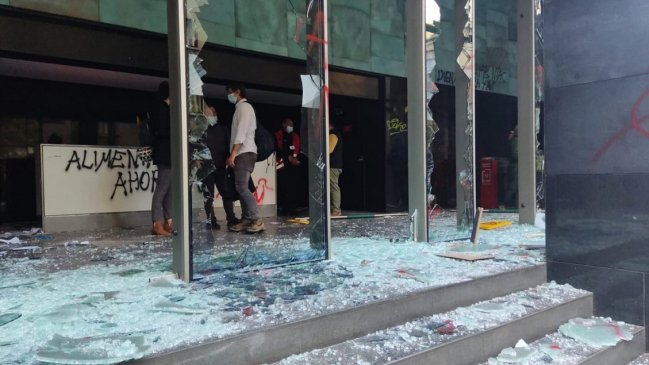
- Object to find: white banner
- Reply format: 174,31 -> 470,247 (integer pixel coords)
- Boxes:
41,145 -> 276,217
41,145 -> 157,216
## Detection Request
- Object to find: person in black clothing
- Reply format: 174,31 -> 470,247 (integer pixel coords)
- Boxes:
275,118 -> 302,215
329,124 -> 343,216
150,81 -> 173,236
201,106 -> 239,229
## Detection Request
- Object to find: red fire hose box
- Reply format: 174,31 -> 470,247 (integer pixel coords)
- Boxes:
480,157 -> 498,209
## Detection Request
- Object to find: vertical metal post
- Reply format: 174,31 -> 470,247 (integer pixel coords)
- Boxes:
517,0 -> 536,224
322,0 -> 331,259
406,0 -> 427,242
305,0 -> 330,257
168,0 -> 191,282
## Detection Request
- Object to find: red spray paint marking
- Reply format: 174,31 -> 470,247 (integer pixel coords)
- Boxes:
253,178 -> 273,204
306,34 -> 328,44
591,87 -> 649,163
611,323 -> 624,338
214,178 -> 273,205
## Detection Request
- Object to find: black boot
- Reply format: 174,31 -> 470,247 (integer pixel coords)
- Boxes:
210,215 -> 220,230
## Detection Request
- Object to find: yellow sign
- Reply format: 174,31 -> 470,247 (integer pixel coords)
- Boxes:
479,220 -> 512,230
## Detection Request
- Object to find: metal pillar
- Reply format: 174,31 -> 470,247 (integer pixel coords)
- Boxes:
406,0 -> 427,242
305,0 -> 331,257
168,0 -> 191,282
322,0 -> 331,258
517,0 -> 536,224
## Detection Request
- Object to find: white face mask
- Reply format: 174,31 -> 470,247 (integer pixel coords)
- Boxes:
285,126 -> 293,133
227,93 -> 237,104
207,116 -> 218,126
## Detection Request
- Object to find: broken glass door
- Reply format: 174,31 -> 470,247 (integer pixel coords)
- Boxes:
474,0 -> 518,215
534,0 -> 544,211
190,0 -> 328,278
426,0 -> 476,243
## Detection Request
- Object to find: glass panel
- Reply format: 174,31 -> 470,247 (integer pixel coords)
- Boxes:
191,0 -> 327,278
474,0 -> 518,213
534,0 -> 545,210
458,0 -> 476,229
425,0 -> 443,240
426,0 -> 476,242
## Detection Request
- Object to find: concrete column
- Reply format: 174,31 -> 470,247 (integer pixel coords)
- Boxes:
406,0 -> 428,242
517,0 -> 536,224
168,0 -> 191,282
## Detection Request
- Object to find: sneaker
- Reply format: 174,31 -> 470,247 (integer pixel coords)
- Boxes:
210,216 -> 220,230
246,219 -> 265,233
228,218 -> 251,232
331,210 -> 342,217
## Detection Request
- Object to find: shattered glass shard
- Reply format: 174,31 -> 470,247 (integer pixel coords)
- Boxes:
152,300 -> 208,315
473,302 -> 506,313
34,334 -> 150,365
111,269 -> 145,277
558,317 -> 633,347
0,313 -> 21,327
495,347 -> 536,363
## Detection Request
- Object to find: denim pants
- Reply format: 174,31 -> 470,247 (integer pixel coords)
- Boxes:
234,152 -> 259,220
152,165 -> 172,222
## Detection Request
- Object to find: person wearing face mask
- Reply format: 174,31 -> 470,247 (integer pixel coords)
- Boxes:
201,105 -> 240,229
225,83 -> 265,233
275,118 -> 302,216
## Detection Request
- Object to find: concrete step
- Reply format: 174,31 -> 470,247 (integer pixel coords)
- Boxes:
481,317 -> 644,365
271,282 -> 592,365
628,353 -> 649,364
133,264 -> 546,365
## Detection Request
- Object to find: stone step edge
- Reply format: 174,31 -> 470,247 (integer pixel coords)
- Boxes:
133,264 -> 546,365
581,326 -> 645,365
628,353 -> 649,365
478,319 -> 644,365
388,292 -> 593,365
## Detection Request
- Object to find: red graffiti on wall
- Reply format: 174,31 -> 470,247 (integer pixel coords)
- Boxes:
214,178 -> 274,204
253,178 -> 273,204
591,87 -> 649,163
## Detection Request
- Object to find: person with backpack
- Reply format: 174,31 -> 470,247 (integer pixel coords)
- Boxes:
225,82 -> 265,233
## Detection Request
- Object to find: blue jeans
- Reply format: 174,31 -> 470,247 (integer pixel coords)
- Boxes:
151,165 -> 172,222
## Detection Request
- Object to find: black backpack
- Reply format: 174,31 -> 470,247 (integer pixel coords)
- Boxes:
245,102 -> 275,162
255,123 -> 275,162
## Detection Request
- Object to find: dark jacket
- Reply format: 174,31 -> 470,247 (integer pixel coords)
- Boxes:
151,100 -> 171,167
329,129 -> 343,169
275,129 -> 301,162
206,123 -> 230,169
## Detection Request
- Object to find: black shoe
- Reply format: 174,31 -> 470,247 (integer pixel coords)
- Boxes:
210,217 -> 220,230
227,218 -> 241,231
